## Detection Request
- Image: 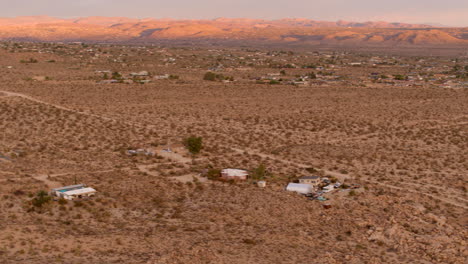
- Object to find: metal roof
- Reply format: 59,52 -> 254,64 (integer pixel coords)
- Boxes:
221,169 -> 248,177
62,187 -> 96,196
299,176 -> 320,180
51,184 -> 85,192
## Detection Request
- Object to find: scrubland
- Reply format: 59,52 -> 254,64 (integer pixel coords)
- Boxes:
0,43 -> 466,263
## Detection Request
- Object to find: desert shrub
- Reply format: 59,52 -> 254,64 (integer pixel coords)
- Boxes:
31,190 -> 51,210
13,190 -> 25,196
203,72 -> 217,81
206,169 -> 221,180
20,58 -> 38,63
393,74 -> 407,80
242,238 -> 257,245
111,71 -> 122,80
307,72 -> 317,79
203,72 -> 230,81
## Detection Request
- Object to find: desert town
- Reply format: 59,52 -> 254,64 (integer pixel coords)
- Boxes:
0,40 -> 467,264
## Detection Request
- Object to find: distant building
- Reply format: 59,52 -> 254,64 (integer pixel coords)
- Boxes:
298,176 -> 321,186
154,74 -> 170,80
286,183 -> 314,195
221,169 -> 248,181
127,149 -> 154,156
130,71 -> 149,77
51,184 -> 96,200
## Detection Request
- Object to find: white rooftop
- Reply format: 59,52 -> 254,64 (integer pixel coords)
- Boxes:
286,183 -> 313,194
62,187 -> 96,196
222,169 -> 248,177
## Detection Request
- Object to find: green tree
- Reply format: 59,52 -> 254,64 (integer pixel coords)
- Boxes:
184,136 -> 203,155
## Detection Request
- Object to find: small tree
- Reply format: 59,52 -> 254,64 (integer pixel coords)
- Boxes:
184,136 -> 203,155
251,164 -> 267,180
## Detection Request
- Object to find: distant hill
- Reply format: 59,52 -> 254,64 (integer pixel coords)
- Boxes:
0,16 -> 466,46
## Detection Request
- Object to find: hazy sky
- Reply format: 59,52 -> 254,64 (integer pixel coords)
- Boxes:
3,0 -> 468,26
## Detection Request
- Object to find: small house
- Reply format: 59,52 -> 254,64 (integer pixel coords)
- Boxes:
257,181 -> 267,188
221,169 -> 248,181
51,184 -> 97,200
286,183 -> 314,195
298,176 -> 321,186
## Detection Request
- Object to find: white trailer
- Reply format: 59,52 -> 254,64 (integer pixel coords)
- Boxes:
286,183 -> 314,195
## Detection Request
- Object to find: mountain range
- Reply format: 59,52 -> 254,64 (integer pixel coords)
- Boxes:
0,16 -> 467,46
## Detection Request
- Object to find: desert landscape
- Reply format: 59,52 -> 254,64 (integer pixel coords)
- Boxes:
0,18 -> 467,264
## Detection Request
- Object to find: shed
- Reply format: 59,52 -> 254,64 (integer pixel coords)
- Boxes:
286,183 -> 314,195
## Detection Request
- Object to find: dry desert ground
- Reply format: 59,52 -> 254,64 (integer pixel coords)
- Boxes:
0,42 -> 467,264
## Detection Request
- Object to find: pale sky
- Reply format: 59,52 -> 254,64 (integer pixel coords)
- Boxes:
2,0 -> 468,27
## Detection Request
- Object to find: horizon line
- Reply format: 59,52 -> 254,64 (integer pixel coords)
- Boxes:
0,15 -> 464,28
